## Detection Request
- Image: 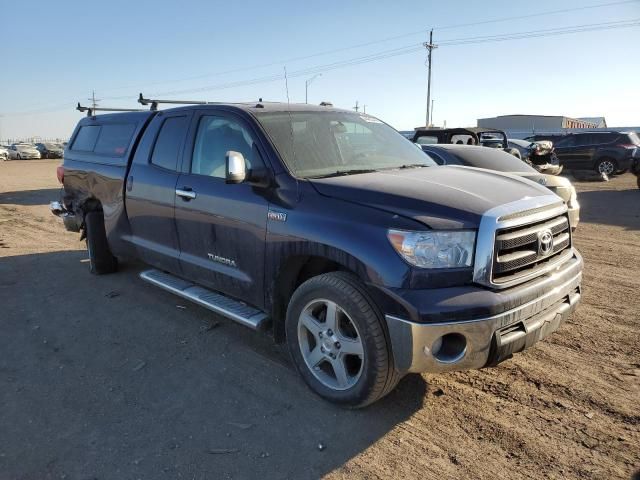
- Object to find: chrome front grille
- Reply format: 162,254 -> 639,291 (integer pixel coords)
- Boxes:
473,195 -> 574,290
492,214 -> 571,284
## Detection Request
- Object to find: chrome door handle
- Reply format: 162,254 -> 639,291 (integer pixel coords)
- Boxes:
176,188 -> 196,200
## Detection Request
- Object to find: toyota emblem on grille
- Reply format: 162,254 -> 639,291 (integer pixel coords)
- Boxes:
538,229 -> 554,256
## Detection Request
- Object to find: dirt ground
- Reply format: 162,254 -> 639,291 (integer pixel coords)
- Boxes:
0,159 -> 638,480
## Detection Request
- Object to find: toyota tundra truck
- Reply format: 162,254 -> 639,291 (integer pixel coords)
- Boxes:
51,97 -> 583,407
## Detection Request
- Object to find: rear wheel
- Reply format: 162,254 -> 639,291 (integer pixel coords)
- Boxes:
286,272 -> 401,408
595,157 -> 617,176
84,211 -> 118,275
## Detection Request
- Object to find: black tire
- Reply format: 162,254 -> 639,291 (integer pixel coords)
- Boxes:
16,153 -> 21,160
84,211 -> 118,275
285,272 -> 401,408
594,157 -> 617,176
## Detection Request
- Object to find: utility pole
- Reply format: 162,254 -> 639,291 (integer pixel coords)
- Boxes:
353,101 -> 359,112
423,30 -> 437,127
362,105 -> 367,114
88,90 -> 101,111
430,99 -> 434,127
305,74 -> 322,104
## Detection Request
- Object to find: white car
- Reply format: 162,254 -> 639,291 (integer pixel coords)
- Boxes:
7,144 -> 41,160
0,146 -> 8,161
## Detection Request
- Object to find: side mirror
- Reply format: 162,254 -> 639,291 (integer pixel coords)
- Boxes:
225,151 -> 246,184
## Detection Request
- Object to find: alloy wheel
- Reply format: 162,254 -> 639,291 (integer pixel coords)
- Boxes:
598,160 -> 615,175
297,299 -> 364,391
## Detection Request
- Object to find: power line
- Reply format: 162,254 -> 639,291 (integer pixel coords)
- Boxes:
138,19 -> 640,98
98,0 -> 638,93
3,17 -> 639,116
12,0 -> 636,109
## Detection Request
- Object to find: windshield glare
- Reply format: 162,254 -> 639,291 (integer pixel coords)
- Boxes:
256,111 -> 436,177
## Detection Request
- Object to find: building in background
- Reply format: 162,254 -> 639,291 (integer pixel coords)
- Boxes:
476,114 -> 607,138
578,117 -> 608,128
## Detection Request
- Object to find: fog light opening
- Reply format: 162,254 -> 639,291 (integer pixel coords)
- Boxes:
431,333 -> 467,364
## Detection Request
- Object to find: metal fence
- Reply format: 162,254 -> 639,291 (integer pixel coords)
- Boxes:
1,137 -> 68,146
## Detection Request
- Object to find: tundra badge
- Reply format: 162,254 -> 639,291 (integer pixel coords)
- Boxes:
207,253 -> 237,268
267,210 -> 287,222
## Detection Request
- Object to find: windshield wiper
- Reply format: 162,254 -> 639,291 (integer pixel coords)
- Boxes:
396,163 -> 430,169
379,163 -> 430,171
307,168 -> 378,179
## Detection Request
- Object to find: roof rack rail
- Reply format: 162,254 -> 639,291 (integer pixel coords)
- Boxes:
76,103 -> 144,117
138,93 -> 213,111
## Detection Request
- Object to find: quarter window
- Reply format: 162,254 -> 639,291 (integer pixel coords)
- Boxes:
150,116 -> 189,171
72,125 -> 101,151
94,124 -> 136,156
191,116 -> 254,178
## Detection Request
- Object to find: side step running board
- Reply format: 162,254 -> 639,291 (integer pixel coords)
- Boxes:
139,269 -> 269,331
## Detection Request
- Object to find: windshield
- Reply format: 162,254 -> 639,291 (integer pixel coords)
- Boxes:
628,132 -> 640,145
256,111 -> 436,178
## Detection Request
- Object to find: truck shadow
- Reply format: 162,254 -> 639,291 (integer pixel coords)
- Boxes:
0,250 -> 427,480
576,188 -> 640,230
0,188 -> 63,206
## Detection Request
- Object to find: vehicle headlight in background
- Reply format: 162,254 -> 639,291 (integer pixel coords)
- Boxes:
568,187 -> 578,209
387,229 -> 476,268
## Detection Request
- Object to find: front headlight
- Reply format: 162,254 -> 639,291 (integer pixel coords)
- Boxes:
387,229 -> 476,268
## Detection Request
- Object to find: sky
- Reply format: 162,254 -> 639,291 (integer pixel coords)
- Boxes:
1,0 -> 639,140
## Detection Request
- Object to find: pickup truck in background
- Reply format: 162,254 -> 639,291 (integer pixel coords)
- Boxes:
51,99 -> 583,407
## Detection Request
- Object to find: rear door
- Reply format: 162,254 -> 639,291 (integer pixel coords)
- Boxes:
174,110 -> 270,307
126,111 -> 192,273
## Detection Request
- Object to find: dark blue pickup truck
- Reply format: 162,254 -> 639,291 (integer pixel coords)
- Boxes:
51,100 -> 583,407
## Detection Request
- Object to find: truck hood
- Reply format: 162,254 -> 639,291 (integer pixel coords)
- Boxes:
309,165 -> 553,229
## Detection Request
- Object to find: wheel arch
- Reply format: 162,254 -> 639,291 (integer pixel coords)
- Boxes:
270,254 -> 363,343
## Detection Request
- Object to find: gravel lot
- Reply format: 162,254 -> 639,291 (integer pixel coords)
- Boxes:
0,159 -> 638,480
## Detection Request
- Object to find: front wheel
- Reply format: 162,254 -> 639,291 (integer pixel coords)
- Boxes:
595,157 -> 617,176
286,272 -> 401,408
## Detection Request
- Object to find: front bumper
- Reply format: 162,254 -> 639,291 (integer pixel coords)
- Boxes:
385,251 -> 582,374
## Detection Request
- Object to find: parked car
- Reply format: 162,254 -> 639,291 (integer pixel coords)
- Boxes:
35,142 -> 64,159
507,138 -> 563,175
51,101 -> 583,407
413,127 -> 521,158
540,131 -> 639,175
524,134 -> 566,144
420,144 -> 579,229
0,145 -> 8,161
7,144 -> 41,160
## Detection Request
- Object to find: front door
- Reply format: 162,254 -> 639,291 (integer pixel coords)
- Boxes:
174,111 -> 270,308
554,135 -> 594,170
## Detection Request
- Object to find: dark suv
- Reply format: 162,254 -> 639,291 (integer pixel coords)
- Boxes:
528,132 -> 640,175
